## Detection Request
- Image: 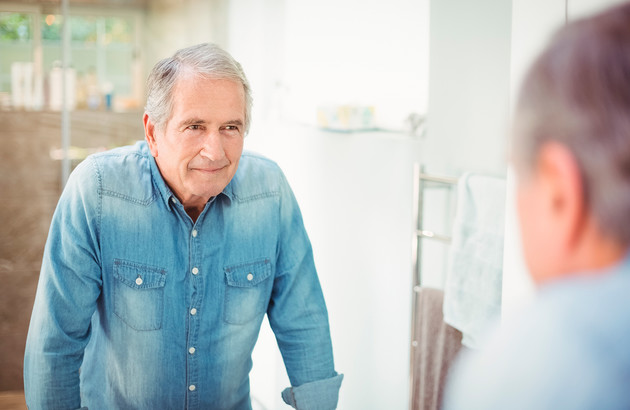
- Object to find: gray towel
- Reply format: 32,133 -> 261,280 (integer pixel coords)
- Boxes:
411,287 -> 464,410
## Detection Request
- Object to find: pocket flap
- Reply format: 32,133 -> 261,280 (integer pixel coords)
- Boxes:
114,259 -> 166,290
224,258 -> 272,287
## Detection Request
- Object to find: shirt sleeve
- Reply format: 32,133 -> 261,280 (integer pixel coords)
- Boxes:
267,171 -> 342,409
281,374 -> 344,410
24,158 -> 103,409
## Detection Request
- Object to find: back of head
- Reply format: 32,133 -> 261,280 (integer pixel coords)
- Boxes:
513,2 -> 630,247
145,43 -> 253,133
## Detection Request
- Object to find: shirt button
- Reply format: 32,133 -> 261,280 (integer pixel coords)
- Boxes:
190,308 -> 197,316
171,197 -> 177,203
135,277 -> 143,285
189,347 -> 196,354
192,267 -> 199,275
192,229 -> 198,237
247,273 -> 254,281
189,385 -> 196,391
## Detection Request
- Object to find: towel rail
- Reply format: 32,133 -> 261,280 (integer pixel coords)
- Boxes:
415,229 -> 452,243
417,172 -> 458,185
409,164 -> 458,410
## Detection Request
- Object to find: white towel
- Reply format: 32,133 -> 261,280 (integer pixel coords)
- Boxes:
443,173 -> 506,349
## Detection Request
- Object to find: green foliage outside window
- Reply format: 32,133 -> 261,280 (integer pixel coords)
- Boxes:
41,15 -> 62,41
70,16 -> 97,43
105,17 -> 132,43
1,13 -> 131,44
0,13 -> 31,41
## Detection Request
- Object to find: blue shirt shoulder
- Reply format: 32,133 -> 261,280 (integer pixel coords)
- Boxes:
443,258 -> 630,410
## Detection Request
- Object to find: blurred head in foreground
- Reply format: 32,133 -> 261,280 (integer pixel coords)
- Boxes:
513,3 -> 630,283
443,4 -> 630,410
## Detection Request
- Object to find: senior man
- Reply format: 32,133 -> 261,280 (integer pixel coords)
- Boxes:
443,3 -> 630,409
24,43 -> 342,409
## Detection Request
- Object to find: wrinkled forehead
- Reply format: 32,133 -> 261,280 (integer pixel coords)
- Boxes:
168,74 -> 246,124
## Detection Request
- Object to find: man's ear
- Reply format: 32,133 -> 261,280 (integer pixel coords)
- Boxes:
537,142 -> 586,251
144,113 -> 159,158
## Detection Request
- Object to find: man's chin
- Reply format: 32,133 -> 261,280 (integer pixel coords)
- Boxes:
188,183 -> 227,200
187,171 -> 234,197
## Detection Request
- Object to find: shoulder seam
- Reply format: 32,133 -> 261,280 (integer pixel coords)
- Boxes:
92,150 -> 156,206
88,157 -> 103,262
233,191 -> 280,203
101,189 -> 156,206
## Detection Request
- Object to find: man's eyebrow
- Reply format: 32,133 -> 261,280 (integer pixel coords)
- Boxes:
178,117 -> 206,128
224,119 -> 244,126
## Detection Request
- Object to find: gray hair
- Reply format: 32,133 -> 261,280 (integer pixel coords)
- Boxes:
512,3 -> 630,245
145,43 -> 253,133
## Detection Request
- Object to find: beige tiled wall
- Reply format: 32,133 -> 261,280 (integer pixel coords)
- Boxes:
0,110 -> 144,391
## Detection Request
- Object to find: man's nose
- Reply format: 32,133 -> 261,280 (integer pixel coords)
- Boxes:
200,130 -> 225,161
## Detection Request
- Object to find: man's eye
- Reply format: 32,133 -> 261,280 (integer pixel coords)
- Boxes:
187,124 -> 202,131
224,125 -> 239,131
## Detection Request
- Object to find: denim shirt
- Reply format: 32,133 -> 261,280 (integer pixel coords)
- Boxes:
24,141 -> 342,410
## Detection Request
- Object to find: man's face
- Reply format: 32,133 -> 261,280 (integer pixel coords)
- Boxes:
146,73 -> 246,208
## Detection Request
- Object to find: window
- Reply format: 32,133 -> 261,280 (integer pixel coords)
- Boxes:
0,12 -> 33,101
0,7 -> 142,111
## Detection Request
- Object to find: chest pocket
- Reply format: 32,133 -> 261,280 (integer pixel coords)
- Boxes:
224,258 -> 273,325
113,259 -> 166,331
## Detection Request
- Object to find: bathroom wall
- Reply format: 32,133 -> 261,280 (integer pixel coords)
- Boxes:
424,0 -> 512,178
0,112 -> 60,391
0,110 -> 144,391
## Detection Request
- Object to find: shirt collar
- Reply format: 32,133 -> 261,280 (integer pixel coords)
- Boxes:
146,148 -> 177,209
221,178 -> 235,203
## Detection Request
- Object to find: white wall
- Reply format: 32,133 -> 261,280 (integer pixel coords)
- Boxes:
568,0 -> 627,19
226,0 -> 428,131
281,0 -> 428,129
424,0 -> 512,178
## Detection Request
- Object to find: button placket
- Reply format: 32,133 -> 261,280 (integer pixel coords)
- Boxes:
187,303 -> 199,400
187,224 -> 203,406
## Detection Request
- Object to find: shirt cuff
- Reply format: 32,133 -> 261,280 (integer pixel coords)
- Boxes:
281,373 -> 344,410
